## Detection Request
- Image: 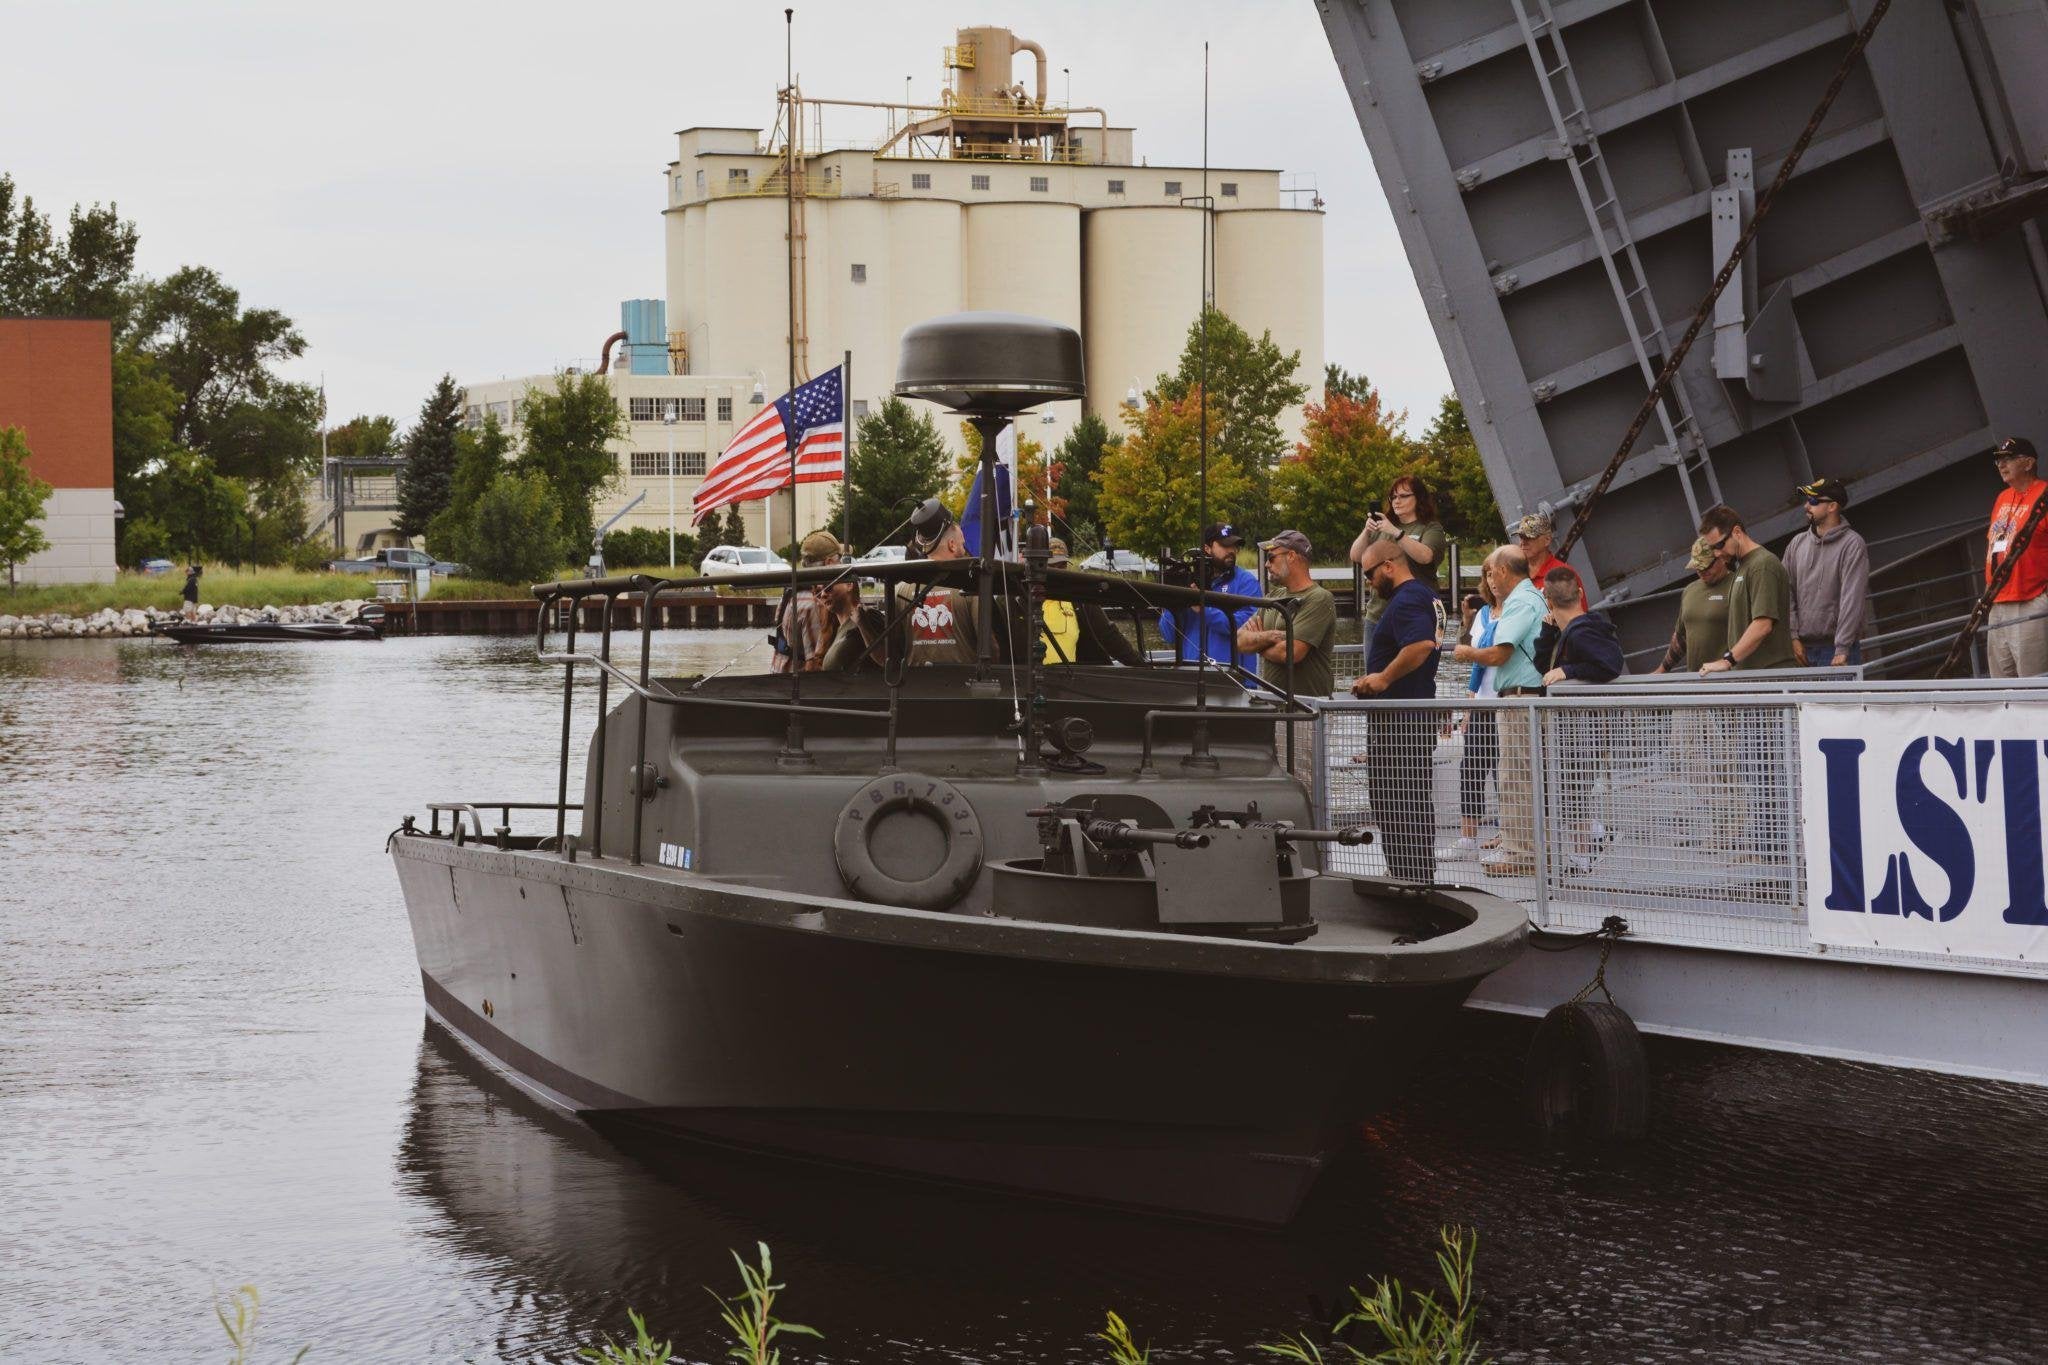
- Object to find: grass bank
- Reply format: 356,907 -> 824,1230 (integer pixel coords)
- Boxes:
0,567 -> 534,617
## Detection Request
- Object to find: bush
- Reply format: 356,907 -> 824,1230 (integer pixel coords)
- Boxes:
122,515 -> 175,566
464,471 -> 569,585
603,526 -> 695,569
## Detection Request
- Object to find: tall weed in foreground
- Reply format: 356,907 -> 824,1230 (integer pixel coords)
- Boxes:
709,1242 -> 822,1364
1256,1226 -> 1488,1365
576,1308 -> 675,1364
214,1284 -> 309,1364
1099,1310 -> 1151,1363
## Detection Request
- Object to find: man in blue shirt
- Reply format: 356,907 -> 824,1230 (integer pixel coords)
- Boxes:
1158,523 -> 1260,672
1450,548 -> 1545,877
1349,541 -> 1442,882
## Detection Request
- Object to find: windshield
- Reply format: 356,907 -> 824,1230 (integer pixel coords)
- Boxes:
739,549 -> 776,564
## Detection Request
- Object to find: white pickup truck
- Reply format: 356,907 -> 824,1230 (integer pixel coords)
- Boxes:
325,546 -> 465,576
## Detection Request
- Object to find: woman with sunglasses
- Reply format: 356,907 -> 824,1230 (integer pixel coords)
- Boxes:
1348,477 -> 1448,646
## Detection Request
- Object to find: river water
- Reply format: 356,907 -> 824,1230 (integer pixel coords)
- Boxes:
3,633 -> 2045,1362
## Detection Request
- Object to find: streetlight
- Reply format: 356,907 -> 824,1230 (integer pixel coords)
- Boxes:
665,401 -> 679,567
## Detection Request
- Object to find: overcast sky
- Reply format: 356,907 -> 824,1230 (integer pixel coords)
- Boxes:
1,0 -> 1451,433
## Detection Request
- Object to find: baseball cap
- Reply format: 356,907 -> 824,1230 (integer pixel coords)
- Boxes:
1994,436 -> 2038,463
1796,476 -> 1849,506
1201,522 -> 1244,547
1514,511 -> 1553,539
1266,529 -> 1312,557
799,530 -> 844,564
1687,536 -> 1718,572
1047,537 -> 1070,564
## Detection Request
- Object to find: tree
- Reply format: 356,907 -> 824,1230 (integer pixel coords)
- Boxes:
1151,306 -> 1308,522
823,397 -> 949,550
110,349 -> 180,554
1096,389 -> 1251,558
427,414 -> 511,562
0,427 -> 53,589
132,449 -> 249,561
516,372 -> 624,553
325,415 -> 400,464
1412,396 -> 1502,544
1053,412 -> 1120,547
395,375 -> 463,537
464,471 -> 568,585
712,503 -> 747,550
1273,384 -> 1412,563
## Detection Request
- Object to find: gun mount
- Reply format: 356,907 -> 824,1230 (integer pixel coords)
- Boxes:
993,798 -> 1334,943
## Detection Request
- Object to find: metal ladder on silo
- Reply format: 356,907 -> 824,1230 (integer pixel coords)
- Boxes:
1509,0 -> 1720,523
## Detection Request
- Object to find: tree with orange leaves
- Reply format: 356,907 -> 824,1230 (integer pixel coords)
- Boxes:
1095,388 -> 1252,558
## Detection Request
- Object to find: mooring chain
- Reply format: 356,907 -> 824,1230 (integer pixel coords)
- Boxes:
1555,0 -> 1894,563
1567,915 -> 1630,1010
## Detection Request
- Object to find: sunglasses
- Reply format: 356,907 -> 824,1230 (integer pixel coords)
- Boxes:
1803,495 -> 1835,506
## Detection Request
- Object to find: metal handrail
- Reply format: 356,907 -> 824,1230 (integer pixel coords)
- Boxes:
428,801 -> 582,845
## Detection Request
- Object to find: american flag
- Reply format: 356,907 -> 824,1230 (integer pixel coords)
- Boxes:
691,365 -> 844,524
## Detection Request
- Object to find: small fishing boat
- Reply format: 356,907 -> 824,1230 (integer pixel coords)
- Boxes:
151,604 -> 385,644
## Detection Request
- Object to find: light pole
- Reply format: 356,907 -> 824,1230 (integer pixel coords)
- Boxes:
664,401 -> 678,566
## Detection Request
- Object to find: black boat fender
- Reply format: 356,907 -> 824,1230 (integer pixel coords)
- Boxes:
832,773 -> 983,911
1524,1000 -> 1648,1141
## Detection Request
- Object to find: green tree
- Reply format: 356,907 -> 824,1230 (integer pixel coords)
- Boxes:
1053,412 -> 1120,546
1096,389 -> 1251,558
715,503 -> 747,550
395,375 -> 463,537
427,413 -> 511,562
325,414 -> 400,463
0,426 -> 53,589
1151,306 -> 1308,522
110,349 -> 180,553
1324,362 -> 1379,407
1412,395 -> 1502,544
464,470 -> 568,585
516,372 -> 624,553
823,397 -> 949,551
132,449 -> 249,561
1273,384 -> 1412,563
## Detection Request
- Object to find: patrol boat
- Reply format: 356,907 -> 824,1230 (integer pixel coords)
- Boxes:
386,313 -> 1526,1224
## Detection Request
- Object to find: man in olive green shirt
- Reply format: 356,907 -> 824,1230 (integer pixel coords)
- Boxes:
1695,505 -> 1795,672
1238,529 -> 1338,698
1238,529 -> 1337,787
1654,537 -> 1746,849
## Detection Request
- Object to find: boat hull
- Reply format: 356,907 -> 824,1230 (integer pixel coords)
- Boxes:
393,837 -> 1508,1224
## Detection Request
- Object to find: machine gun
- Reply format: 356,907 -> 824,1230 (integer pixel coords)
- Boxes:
1189,801 -> 1372,876
1029,801 -> 1211,878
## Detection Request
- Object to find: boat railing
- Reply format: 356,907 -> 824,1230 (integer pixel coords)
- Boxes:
526,562 -> 1317,864
424,801 -> 583,848
1309,681 -> 2048,982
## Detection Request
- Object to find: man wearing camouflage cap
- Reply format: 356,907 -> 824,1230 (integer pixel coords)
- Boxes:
1511,510 -> 1581,596
770,530 -> 850,674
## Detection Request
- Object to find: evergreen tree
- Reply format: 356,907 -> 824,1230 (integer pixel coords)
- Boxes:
824,397 -> 950,551
516,371 -> 624,553
717,503 -> 747,550
395,374 -> 463,537
1150,306 -> 1308,524
1053,412 -> 1120,549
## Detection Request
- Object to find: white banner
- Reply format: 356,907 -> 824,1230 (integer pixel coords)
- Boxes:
1800,701 -> 2048,961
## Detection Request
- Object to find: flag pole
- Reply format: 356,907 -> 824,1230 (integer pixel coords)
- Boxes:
842,347 -> 853,552
784,6 -> 799,567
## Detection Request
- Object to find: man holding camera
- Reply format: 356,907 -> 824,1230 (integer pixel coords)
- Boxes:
1158,522 -> 1261,672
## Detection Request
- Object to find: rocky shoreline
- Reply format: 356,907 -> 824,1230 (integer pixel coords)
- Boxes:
0,601 -> 375,639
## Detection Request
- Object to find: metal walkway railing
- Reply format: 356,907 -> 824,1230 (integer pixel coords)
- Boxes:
1310,680 -> 2048,982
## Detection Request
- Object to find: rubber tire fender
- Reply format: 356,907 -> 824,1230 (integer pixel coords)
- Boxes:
1524,1000 -> 1648,1141
832,773 -> 984,912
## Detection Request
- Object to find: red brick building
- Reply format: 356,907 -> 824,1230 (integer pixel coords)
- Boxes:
0,318 -> 116,583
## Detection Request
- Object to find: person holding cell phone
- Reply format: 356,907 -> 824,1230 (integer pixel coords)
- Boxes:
1348,476 -> 1447,645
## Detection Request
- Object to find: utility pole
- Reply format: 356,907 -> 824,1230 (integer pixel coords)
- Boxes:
665,402 -> 678,567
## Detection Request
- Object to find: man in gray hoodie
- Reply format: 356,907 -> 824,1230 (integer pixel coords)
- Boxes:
1784,476 -> 1870,666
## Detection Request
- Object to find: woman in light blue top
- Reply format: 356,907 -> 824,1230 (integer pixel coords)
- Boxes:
1450,552 -> 1503,859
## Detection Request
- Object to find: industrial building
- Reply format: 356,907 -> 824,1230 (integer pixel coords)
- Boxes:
0,318 -> 116,584
661,24 -> 1325,537
458,299 -> 768,548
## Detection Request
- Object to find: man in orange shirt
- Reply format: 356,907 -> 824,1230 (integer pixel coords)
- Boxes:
1986,435 -> 2048,678
1512,511 -> 1582,597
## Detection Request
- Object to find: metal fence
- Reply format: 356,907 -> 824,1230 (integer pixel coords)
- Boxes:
1310,680 -> 2048,980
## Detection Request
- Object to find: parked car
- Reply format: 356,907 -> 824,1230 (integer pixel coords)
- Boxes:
856,544 -> 907,565
326,546 -> 465,576
138,558 -> 176,576
1078,549 -> 1159,575
697,545 -> 783,578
